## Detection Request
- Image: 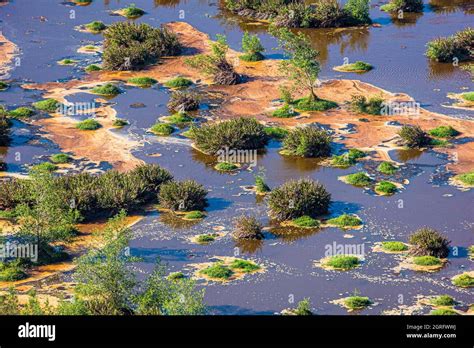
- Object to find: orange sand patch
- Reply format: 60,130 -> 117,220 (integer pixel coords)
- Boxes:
0,31 -> 17,78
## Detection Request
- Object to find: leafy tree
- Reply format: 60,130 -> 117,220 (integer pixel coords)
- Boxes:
241,32 -> 265,61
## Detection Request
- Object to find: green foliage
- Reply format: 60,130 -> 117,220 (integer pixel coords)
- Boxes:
344,0 -> 371,25
345,172 -> 372,186
282,127 -> 331,158
331,149 -> 366,167
120,4 -> 145,18
350,95 -> 384,115
113,118 -> 129,127
326,255 -> 360,270
50,153 -> 71,164
9,107 -> 35,118
408,227 -> 450,258
294,298 -> 313,315
255,173 -> 271,194
377,162 -> 398,175
381,0 -> 424,13
240,32 -> 265,62
398,125 -> 431,148
233,215 -> 264,240
375,181 -> 397,195
0,81 -> 9,90
326,214 -> 362,227
91,83 -> 121,96
431,295 -> 455,307
381,241 -> 408,252
167,272 -> 185,281
159,180 -> 208,212
430,308 -> 459,315
32,99 -> 59,113
272,103 -> 298,118
452,273 -> 474,288
412,255 -> 442,266
164,77 -> 193,89
215,162 -> 238,171
184,211 -> 205,220
0,288 -> 20,314
193,117 -> 268,155
426,28 -> 473,63
196,234 -> 215,243
85,21 -> 107,33
167,90 -> 200,112
268,178 -> 331,220
200,263 -> 233,279
103,22 -> 181,71
292,215 -> 320,228
76,118 -> 101,130
429,126 -> 460,138
85,64 -> 102,72
337,60 -> 373,72
150,123 -> 174,136
455,172 -> 474,186
229,259 -> 260,272
0,260 -> 27,281
462,92 -> 474,102
165,112 -> 192,125
264,126 -> 288,140
30,162 -> 57,173
58,59 -> 77,65
344,296 -> 371,310
127,77 -> 157,87
294,97 -> 338,111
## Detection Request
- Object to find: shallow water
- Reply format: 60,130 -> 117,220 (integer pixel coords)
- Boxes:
0,0 -> 473,314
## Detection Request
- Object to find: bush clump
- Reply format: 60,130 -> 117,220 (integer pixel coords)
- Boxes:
408,227 -> 450,258
119,4 -> 145,19
375,181 -> 398,195
381,0 -> 424,13
377,162 -> 399,174
293,298 -> 313,315
430,309 -> 459,316
164,112 -> 192,125
331,149 -> 366,167
451,273 -> 474,288
127,77 -> 157,87
292,215 -> 320,228
30,162 -> 58,173
113,118 -> 129,127
381,241 -> 408,252
412,255 -> 442,266
0,260 -> 27,281
168,272 -> 185,280
85,64 -> 102,72
9,107 -> 35,118
85,21 -> 107,33
240,32 -> 265,62
454,172 -> 474,186
200,263 -> 233,279
268,178 -> 331,221
103,22 -> 181,71
76,119 -> 101,130
336,61 -> 373,72
150,123 -> 174,136
282,127 -> 331,158
214,162 -> 238,172
58,59 -> 77,65
184,211 -> 205,220
159,180 -> 208,212
193,117 -> 268,155
344,296 -> 371,310
33,99 -> 59,113
398,125 -> 431,148
164,77 -> 193,89
325,255 -> 360,270
264,126 -> 288,140
428,126 -> 460,138
272,104 -> 298,118
344,172 -> 372,186
196,234 -> 215,243
326,214 -> 362,228
233,215 -> 264,240
350,95 -> 384,115
426,27 -> 473,63
91,84 -> 121,96
167,90 -> 200,112
294,97 -> 338,112
50,153 -> 71,164
255,174 -> 271,194
462,92 -> 474,102
229,259 -> 260,273
431,295 -> 455,307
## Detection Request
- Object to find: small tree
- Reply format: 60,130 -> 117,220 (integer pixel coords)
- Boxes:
344,0 -> 371,25
241,32 -> 265,62
408,227 -> 450,258
398,125 -> 430,148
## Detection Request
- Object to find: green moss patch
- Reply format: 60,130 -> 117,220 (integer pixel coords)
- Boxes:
343,296 -> 372,310
9,107 -> 35,118
326,214 -> 362,228
196,234 -> 216,244
163,112 -> 193,125
229,259 -> 261,273
164,77 -> 193,89
84,20 -> 107,33
184,211 -> 205,220
452,272 -> 474,288
453,172 -> 474,187
85,64 -> 102,72
50,153 -> 71,164
33,99 -> 59,113
334,61 -> 373,73
462,92 -> 474,102
127,77 -> 157,88
412,256 -> 442,266
324,255 -> 361,270
200,263 -> 233,279
119,4 -> 145,18
150,123 -> 174,136
58,59 -> 77,66
291,216 -> 320,228
214,162 -> 239,172
294,97 -> 338,112
430,295 -> 456,307
375,181 -> 398,195
381,241 -> 408,252
343,172 -> 372,186
31,162 -> 58,173
91,84 -> 121,96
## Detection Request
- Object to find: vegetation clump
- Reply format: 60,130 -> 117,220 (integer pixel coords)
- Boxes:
164,112 -> 193,125
430,309 -> 459,315
159,180 -> 208,212
103,22 -> 180,71
50,153 -> 71,164
8,107 -> 35,118
272,104 -> 298,118
282,127 -> 331,158
150,123 -> 174,136
214,162 -> 238,172
200,263 -> 233,279
184,211 -> 205,220
32,99 -> 59,113
344,172 -> 372,186
454,172 -> 474,186
377,162 -> 399,175
451,273 -> 474,288
335,61 -> 373,72
119,4 -> 145,19
292,215 -> 320,228
398,125 -> 431,148
85,64 -> 101,72
331,149 -> 366,167
412,255 -> 442,266
58,59 -> 77,66
428,126 -> 460,138
326,214 -> 362,228
233,215 -> 264,240
375,181 -> 398,195
168,272 -> 185,280
462,92 -> 474,102
127,77 -> 157,87
113,118 -> 129,127
408,227 -> 450,258
240,32 -> 265,62
186,34 -> 241,85
91,83 -> 121,96
325,255 -> 360,270
229,259 -> 261,273
85,21 -> 107,33
293,298 -> 313,315
167,90 -> 200,112
0,260 -> 27,281
268,178 -> 331,221
381,0 -> 424,13
426,27 -> 473,63
381,241 -> 408,252
196,234 -> 216,243
192,117 -> 268,155
431,295 -> 456,307
76,118 -> 101,130
164,77 -> 193,89
344,296 -> 371,310
30,162 -> 57,173
264,126 -> 288,140
350,95 -> 384,115
0,81 -> 8,90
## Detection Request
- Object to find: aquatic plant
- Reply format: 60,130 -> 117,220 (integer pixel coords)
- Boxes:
331,149 -> 366,167
292,215 -> 320,228
426,27 -> 473,63
335,61 -> 373,72
85,64 -> 102,72
462,92 -> 474,102
164,77 -> 193,89
408,227 -> 450,258
214,162 -> 238,171
150,123 -> 174,136
196,234 -> 215,243
431,295 -> 456,307
167,90 -> 200,112
429,309 -> 459,315
192,117 -> 269,155
377,162 -> 399,174
32,99 -> 59,113
240,32 -> 265,62
50,153 -> 71,164
272,104 -> 298,118
451,273 -> 474,288
454,171 -> 474,186
30,162 -> 58,173
326,214 -> 362,228
8,107 -> 35,118
344,172 -> 372,186
282,127 -> 332,158
168,272 -> 185,280
233,215 -> 264,240
380,0 -> 424,13
120,4 -> 145,19
264,126 -> 288,140
200,263 -> 233,279
127,77 -> 157,87
381,241 -> 408,252
428,126 -> 460,138
350,95 -> 384,115
343,296 -> 371,310
91,83 -> 121,96
325,255 -> 360,270
85,21 -> 107,33
164,112 -> 193,125
398,125 -> 431,148
184,211 -> 205,220
268,178 -> 331,220
229,259 -> 260,272
103,22 -> 181,71
375,181 -> 398,195
76,119 -> 101,130
159,180 -> 208,212
412,255 -> 442,266
113,118 -> 129,127
58,59 -> 77,65
255,173 -> 271,194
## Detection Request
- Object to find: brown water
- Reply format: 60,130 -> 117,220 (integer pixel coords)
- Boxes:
0,0 -> 473,314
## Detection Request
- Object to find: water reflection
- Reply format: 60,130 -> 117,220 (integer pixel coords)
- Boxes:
394,148 -> 424,163
428,0 -> 474,15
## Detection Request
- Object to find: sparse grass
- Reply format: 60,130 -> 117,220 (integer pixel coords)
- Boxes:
85,21 -> 107,33
196,234 -> 215,243
184,211 -> 205,220
32,99 -> 59,113
75,118 -> 101,130
9,107 -> 35,118
381,241 -> 408,252
165,112 -> 193,125
335,61 -> 373,72
91,84 -> 121,96
58,59 -> 77,66
214,162 -> 238,172
377,162 -> 399,175
345,172 -> 372,186
454,172 -> 474,186
452,273 -> 474,288
431,295 -> 456,307
462,92 -> 474,102
127,77 -> 157,87
164,77 -> 192,89
112,118 -> 128,127
429,126 -> 460,138
325,255 -> 360,270
264,126 -> 288,140
229,259 -> 260,273
375,181 -> 398,195
292,215 -> 320,228
294,97 -> 338,112
200,263 -> 233,279
412,255 -> 442,266
150,123 -> 174,136
50,153 -> 71,164
344,296 -> 371,310
326,214 -> 362,228
31,162 -> 58,173
85,64 -> 101,72
272,104 -> 298,118
430,308 -> 459,315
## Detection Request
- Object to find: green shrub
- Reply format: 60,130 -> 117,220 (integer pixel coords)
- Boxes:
272,104 -> 298,118
381,0 -> 424,13
462,92 -> 474,102
429,126 -> 460,138
32,99 -> 59,113
229,259 -> 260,273
326,255 -> 360,270
85,21 -> 107,33
264,126 -> 288,140
127,77 -> 157,87
167,90 -> 200,112
451,273 -> 474,288
344,296 -> 371,310
215,162 -> 238,171
377,162 -> 398,174
165,112 -> 193,125
0,260 -> 27,281
50,153 -> 71,164
326,214 -> 362,227
240,32 -> 265,62
345,172 -> 372,186
91,84 -> 121,96
76,119 -> 101,130
375,181 -> 397,195
294,298 -> 313,315
193,117 -> 268,155
426,27 -> 473,63
196,234 -> 215,243
294,97 -> 338,111
0,81 -> 8,90
113,118 -> 129,127
381,241 -> 408,252
331,149 -> 366,167
398,125 -> 431,148
430,309 -> 459,315
344,0 -> 371,25
200,263 -> 233,279
255,175 -> 271,194
85,64 -> 102,72
159,180 -> 208,212
337,61 -> 373,72
184,211 -> 205,220
408,227 -> 450,258
233,215 -> 264,240
292,215 -> 320,228
268,178 -> 331,220
350,95 -> 384,115
30,162 -> 57,173
150,123 -> 174,136
9,107 -> 35,118
58,59 -> 77,65
103,22 -> 181,71
431,295 -> 455,307
164,77 -> 193,89
168,272 -> 185,280
120,4 -> 145,18
455,172 -> 474,186
282,127 -> 331,158
412,255 -> 442,266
